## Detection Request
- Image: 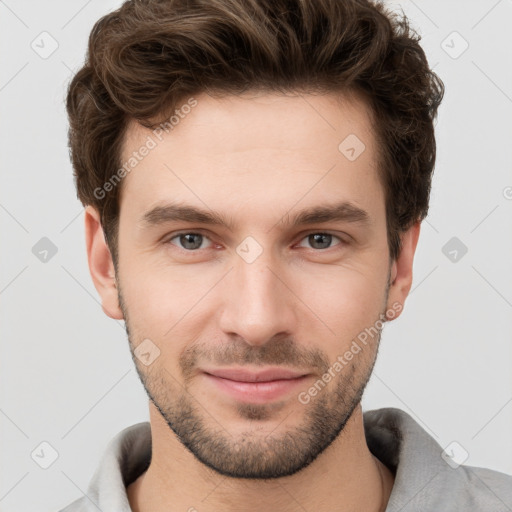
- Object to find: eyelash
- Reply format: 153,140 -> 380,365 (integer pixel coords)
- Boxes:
163,230 -> 347,253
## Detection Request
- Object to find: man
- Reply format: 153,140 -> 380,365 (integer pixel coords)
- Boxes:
61,0 -> 512,511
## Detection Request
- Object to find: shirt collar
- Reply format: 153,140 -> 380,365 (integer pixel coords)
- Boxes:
83,407 -> 465,511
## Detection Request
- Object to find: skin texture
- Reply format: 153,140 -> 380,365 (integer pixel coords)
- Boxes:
85,90 -> 420,512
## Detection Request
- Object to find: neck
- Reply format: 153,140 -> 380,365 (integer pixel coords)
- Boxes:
127,403 -> 395,512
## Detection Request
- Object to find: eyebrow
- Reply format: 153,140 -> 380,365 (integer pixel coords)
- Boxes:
139,200 -> 371,231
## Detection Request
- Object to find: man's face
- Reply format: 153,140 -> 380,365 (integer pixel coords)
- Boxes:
111,91 -> 398,479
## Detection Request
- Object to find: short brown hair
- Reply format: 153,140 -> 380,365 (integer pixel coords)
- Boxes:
66,0 -> 444,269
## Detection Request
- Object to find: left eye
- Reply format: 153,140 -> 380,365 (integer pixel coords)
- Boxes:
166,232 -> 343,251
296,233 -> 343,250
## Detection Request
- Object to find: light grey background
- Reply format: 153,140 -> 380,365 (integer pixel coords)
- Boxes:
1,1 -> 511,511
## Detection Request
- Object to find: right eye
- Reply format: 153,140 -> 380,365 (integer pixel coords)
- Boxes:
165,232 -> 214,251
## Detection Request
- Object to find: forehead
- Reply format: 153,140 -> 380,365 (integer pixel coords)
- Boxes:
118,90 -> 384,227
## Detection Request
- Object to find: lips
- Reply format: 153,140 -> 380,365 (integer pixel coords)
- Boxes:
201,367 -> 311,403
202,367 -> 308,382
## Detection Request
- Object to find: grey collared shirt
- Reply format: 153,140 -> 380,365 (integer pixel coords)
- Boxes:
59,407 -> 512,511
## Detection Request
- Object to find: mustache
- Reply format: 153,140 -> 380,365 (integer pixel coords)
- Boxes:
179,336 -> 330,378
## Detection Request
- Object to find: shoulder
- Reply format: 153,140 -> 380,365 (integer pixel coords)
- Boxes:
57,422 -> 151,512
460,464 -> 512,502
363,407 -> 512,511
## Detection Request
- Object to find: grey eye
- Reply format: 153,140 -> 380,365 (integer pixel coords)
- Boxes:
298,233 -> 342,250
169,233 -> 209,250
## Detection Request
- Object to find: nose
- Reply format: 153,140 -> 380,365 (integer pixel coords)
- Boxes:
218,249 -> 297,346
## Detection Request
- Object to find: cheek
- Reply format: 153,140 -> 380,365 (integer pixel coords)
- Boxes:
294,263 -> 386,346
119,264 -> 216,370
120,252 -> 209,325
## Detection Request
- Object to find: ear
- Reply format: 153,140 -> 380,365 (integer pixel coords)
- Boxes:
385,221 -> 421,321
84,205 -> 124,320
